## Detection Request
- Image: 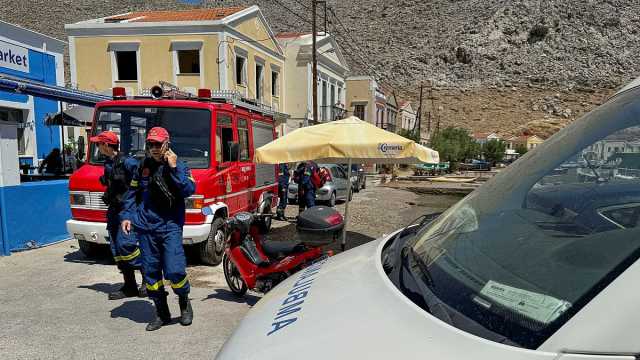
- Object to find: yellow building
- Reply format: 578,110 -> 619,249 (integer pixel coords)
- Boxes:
507,134 -> 545,151
65,6 -> 285,112
345,76 -> 384,126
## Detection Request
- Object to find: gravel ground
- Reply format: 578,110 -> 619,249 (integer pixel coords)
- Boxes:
0,180 -> 460,359
266,178 -> 462,252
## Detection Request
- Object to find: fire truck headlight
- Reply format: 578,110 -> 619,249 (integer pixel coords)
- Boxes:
70,193 -> 87,206
185,196 -> 204,210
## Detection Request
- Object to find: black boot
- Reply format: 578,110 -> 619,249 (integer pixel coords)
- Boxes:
108,267 -> 139,300
146,294 -> 171,331
275,208 -> 285,220
138,270 -> 148,298
178,294 -> 193,326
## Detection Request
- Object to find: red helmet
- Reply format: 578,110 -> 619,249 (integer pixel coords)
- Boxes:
146,127 -> 170,143
89,131 -> 119,145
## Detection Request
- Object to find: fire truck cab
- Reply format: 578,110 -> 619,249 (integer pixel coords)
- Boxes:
66,86 -> 279,265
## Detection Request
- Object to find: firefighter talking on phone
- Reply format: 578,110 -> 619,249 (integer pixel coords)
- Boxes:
121,127 -> 196,331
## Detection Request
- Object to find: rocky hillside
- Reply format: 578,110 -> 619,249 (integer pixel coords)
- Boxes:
3,0 -> 639,137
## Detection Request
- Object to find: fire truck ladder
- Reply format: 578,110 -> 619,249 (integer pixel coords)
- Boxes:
0,74 -> 111,107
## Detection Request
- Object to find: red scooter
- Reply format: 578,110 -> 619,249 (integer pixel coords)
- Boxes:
222,207 -> 344,296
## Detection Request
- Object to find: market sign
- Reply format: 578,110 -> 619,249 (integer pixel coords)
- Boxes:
0,40 -> 29,73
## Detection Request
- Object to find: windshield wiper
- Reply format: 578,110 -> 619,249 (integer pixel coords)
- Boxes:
382,213 -> 440,274
409,247 -> 435,288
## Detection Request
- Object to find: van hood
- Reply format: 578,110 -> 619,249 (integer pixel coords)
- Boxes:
216,235 -> 549,360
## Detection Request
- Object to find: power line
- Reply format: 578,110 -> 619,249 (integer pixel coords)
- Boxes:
327,7 -> 385,80
289,0 -> 311,12
328,21 -> 384,80
271,0 -> 313,26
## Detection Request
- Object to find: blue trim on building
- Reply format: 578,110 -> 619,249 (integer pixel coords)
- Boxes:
0,180 -> 71,253
0,23 -> 67,256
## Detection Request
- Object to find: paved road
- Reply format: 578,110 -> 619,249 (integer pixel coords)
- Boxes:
0,182 -> 460,359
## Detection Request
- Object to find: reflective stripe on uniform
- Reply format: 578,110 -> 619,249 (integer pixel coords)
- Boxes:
170,276 -> 189,289
113,248 -> 140,262
130,180 -> 139,187
146,280 -> 165,291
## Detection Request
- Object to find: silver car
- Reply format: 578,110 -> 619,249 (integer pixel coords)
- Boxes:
287,164 -> 353,207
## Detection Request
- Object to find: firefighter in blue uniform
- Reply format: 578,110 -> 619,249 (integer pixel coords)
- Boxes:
90,131 -> 146,300
295,161 -> 318,213
275,163 -> 289,220
121,127 -> 196,331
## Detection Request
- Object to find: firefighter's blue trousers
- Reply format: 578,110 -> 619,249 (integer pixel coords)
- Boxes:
137,224 -> 190,298
107,213 -> 141,270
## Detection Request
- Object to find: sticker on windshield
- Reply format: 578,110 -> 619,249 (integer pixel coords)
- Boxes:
479,280 -> 571,324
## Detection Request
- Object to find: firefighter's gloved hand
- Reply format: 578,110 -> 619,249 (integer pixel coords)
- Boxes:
121,220 -> 132,235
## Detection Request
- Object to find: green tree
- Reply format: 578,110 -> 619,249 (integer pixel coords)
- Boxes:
515,144 -> 528,156
482,139 -> 507,165
430,127 -> 479,168
397,128 -> 420,143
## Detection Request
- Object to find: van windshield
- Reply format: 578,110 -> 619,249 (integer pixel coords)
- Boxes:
407,87 -> 640,349
90,106 -> 211,169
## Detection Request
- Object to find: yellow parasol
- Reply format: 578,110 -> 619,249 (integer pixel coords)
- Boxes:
255,116 -> 440,250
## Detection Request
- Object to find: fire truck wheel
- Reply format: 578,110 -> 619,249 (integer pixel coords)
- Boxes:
78,239 -> 100,257
198,217 -> 225,266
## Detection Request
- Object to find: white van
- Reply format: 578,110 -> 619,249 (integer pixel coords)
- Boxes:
217,80 -> 640,359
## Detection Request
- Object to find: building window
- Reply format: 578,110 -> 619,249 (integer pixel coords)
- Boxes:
115,51 -> 138,81
256,63 -> 264,101
337,87 -> 342,105
271,71 -> 279,97
235,56 -> 247,86
177,50 -> 200,74
0,108 -> 26,154
354,104 -> 365,120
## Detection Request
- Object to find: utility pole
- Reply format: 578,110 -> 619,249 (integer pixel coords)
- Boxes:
310,0 -> 327,126
311,0 -> 319,126
415,82 -> 424,139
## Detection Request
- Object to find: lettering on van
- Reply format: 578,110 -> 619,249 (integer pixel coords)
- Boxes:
267,259 -> 327,336
0,40 -> 29,73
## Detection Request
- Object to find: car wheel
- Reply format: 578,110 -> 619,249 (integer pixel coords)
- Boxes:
78,239 -> 102,257
223,254 -> 248,296
198,217 -> 225,266
329,192 -> 336,207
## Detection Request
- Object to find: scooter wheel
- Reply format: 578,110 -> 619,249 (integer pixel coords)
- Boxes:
223,254 -> 248,296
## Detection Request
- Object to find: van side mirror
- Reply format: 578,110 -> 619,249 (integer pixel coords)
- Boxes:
229,142 -> 240,162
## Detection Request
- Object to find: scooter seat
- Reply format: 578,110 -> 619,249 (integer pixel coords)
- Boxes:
261,240 -> 305,260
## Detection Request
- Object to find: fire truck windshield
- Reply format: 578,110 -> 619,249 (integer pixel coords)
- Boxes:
90,106 -> 211,169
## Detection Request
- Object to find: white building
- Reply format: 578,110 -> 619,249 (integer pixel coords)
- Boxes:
276,32 -> 349,135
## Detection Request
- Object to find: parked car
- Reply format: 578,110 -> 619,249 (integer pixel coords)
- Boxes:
217,80 -> 640,359
288,163 -> 353,206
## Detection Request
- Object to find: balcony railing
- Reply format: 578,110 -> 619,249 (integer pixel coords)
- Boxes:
320,105 -> 347,122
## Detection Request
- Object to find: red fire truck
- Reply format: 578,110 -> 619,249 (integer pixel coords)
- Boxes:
66,85 -> 279,265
